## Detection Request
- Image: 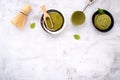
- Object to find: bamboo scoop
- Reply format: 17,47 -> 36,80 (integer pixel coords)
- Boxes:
41,5 -> 54,28
11,4 -> 31,29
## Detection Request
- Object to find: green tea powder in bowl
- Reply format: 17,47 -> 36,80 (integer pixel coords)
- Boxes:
46,12 -> 63,31
40,9 -> 65,34
71,11 -> 86,26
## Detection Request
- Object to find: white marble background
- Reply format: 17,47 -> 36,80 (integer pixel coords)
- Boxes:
0,0 -> 120,80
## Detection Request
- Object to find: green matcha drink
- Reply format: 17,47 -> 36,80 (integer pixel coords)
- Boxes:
94,13 -> 111,30
71,11 -> 86,26
45,12 -> 64,32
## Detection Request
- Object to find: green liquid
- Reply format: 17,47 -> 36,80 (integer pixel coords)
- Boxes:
71,11 -> 86,26
46,12 -> 64,32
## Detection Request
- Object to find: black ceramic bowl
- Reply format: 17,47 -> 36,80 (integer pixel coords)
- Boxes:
40,9 -> 65,34
92,10 -> 114,32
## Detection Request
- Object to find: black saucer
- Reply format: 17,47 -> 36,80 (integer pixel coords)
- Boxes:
92,10 -> 114,32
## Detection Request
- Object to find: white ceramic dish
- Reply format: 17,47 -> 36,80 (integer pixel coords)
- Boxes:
40,9 -> 66,34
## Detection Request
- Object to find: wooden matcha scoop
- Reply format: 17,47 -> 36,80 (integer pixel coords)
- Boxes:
41,5 -> 54,28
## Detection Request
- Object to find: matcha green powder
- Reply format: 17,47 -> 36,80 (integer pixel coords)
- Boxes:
46,12 -> 63,32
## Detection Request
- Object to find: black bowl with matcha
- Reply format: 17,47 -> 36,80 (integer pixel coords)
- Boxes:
40,9 -> 65,34
92,9 -> 114,32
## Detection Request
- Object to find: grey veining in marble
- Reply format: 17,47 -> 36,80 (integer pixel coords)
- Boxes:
0,0 -> 120,80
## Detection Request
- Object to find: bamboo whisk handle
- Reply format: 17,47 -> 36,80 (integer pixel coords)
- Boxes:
21,4 -> 31,16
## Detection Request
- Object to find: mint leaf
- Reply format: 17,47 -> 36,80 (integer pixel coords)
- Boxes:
98,8 -> 105,14
73,34 -> 80,40
30,22 -> 36,29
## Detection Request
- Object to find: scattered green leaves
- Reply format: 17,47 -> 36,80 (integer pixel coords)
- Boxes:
98,8 -> 105,14
73,34 -> 80,40
30,22 -> 36,29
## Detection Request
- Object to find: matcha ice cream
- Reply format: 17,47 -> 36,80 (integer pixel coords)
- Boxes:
94,14 -> 111,30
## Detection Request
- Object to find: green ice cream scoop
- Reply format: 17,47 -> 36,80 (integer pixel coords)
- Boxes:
94,14 -> 111,30
92,9 -> 114,32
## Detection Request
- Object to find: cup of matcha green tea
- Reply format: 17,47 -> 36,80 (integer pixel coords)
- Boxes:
71,0 -> 96,26
40,9 -> 65,34
71,11 -> 86,26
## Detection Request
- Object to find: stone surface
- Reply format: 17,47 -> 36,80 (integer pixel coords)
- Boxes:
0,0 -> 120,80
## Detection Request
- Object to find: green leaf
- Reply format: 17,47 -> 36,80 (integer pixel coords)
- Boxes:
73,34 -> 80,40
98,8 -> 105,14
30,22 -> 36,29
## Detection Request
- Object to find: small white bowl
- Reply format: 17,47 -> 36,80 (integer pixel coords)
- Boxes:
40,9 -> 66,34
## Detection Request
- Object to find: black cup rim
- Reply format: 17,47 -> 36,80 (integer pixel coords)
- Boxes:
40,9 -> 65,33
92,10 -> 114,32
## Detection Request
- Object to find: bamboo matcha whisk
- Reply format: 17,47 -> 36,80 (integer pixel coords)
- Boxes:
11,4 -> 31,29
